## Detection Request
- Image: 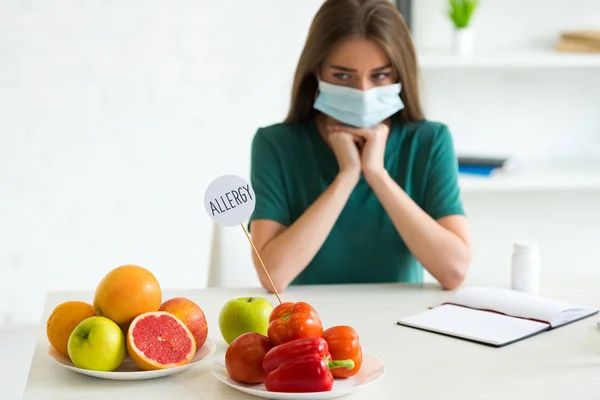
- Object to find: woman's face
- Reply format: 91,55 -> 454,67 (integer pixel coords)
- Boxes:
318,36 -> 396,91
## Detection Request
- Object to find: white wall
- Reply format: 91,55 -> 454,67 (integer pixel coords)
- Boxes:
415,0 -> 600,160
0,0 -> 325,327
414,0 -> 600,51
2,0 -> 600,327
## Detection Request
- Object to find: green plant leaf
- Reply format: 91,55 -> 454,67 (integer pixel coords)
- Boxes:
448,0 -> 479,28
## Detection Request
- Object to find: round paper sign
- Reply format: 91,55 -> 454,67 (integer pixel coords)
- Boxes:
204,175 -> 256,226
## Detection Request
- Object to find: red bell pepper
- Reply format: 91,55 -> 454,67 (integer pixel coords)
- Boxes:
267,301 -> 323,346
262,336 -> 330,374
264,354 -> 355,393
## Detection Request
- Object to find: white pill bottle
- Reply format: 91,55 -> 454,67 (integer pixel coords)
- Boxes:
511,242 -> 540,294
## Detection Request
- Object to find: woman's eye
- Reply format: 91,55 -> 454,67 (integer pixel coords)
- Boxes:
372,72 -> 391,80
333,73 -> 350,80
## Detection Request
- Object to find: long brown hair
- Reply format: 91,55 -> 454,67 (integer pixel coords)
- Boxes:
284,0 -> 424,124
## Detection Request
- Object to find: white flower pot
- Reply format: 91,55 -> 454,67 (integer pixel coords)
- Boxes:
454,27 -> 475,57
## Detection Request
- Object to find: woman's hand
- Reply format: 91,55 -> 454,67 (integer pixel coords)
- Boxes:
326,129 -> 362,181
329,123 -> 389,180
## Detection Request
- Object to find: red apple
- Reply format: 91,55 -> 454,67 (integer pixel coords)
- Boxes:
159,297 -> 208,348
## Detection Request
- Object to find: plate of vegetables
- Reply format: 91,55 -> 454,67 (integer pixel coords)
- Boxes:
212,301 -> 386,399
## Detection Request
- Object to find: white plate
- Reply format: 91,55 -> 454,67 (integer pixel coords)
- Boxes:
212,351 -> 386,399
48,337 -> 216,380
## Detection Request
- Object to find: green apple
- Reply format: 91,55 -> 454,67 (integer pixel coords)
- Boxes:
67,316 -> 126,371
219,297 -> 273,344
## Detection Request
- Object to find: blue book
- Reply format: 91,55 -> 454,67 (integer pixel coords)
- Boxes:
458,165 -> 497,176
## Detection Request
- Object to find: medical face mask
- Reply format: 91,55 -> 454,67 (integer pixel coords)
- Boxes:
313,80 -> 404,128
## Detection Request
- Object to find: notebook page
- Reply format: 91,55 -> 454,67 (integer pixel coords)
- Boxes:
445,286 -> 597,327
399,304 -> 550,346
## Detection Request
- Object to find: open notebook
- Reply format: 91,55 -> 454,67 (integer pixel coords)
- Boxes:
397,286 -> 598,347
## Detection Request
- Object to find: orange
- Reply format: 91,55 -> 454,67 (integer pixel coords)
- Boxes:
46,301 -> 97,358
93,265 -> 162,328
127,311 -> 196,370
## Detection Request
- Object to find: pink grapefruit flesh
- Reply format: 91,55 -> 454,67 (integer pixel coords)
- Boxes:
126,311 -> 196,370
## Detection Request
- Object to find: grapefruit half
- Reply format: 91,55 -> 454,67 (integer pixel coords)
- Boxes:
127,311 -> 197,370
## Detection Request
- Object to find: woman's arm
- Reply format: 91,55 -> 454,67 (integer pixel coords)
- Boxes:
329,122 -> 472,290
250,170 -> 358,293
249,127 -> 362,293
365,171 -> 472,290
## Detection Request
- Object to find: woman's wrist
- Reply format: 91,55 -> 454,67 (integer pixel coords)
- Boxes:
336,168 -> 361,188
364,167 -> 390,188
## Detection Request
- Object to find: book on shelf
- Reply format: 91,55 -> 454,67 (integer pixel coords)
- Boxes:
457,155 -> 516,177
556,30 -> 600,53
397,286 -> 598,347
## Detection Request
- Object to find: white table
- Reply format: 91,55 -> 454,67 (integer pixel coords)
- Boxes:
23,281 -> 600,399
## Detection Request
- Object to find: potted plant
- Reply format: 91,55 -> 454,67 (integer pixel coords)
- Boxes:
448,0 -> 479,56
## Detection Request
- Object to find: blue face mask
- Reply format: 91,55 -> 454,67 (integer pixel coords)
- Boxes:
313,80 -> 404,128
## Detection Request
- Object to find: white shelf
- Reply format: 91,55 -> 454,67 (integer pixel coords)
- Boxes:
458,160 -> 600,192
418,50 -> 600,69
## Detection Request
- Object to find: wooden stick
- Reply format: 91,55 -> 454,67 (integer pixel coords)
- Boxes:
240,224 -> 282,304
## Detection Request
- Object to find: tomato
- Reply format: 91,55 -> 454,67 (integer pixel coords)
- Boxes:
267,302 -> 323,346
225,332 -> 273,384
322,325 -> 362,378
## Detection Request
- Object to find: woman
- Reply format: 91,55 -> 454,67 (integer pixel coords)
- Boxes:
248,0 -> 472,293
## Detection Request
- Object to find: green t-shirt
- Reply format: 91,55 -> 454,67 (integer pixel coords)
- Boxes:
248,115 -> 465,285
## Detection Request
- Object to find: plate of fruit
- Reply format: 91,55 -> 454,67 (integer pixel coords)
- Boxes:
212,301 -> 386,399
46,265 -> 215,380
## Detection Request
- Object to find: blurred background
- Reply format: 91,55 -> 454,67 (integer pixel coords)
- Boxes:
1,0 -> 600,393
